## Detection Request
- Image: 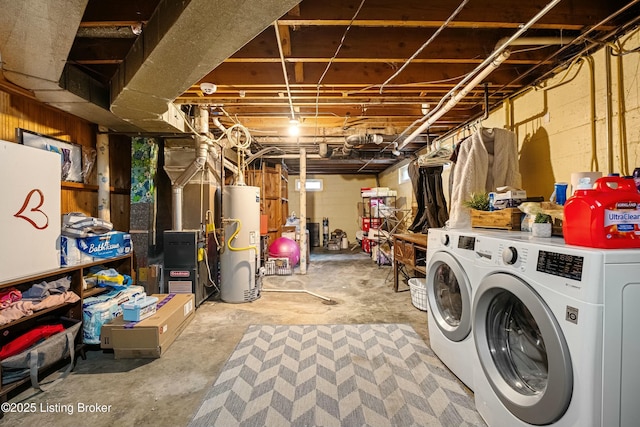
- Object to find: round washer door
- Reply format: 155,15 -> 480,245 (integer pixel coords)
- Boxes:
473,273 -> 573,425
426,251 -> 472,342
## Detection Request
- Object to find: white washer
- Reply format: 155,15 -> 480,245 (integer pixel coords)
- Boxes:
425,227 -> 480,390
471,231 -> 640,427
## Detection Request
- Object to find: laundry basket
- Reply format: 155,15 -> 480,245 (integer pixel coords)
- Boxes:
408,278 -> 428,311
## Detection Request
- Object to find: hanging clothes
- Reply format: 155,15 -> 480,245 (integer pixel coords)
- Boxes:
447,127 -> 521,229
408,161 -> 449,233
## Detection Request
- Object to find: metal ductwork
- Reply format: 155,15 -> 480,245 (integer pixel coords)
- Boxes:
319,143 -> 333,158
343,133 -> 384,155
0,0 -> 301,134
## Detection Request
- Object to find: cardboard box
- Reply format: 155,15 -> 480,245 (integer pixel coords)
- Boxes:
101,293 -> 195,358
494,190 -> 527,201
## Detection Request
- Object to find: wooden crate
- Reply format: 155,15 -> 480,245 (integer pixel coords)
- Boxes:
471,208 -> 523,230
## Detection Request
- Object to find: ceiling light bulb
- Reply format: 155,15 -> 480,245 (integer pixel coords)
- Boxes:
288,119 -> 300,136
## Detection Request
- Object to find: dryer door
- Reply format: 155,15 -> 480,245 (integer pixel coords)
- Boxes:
426,251 -> 472,342
473,273 -> 573,425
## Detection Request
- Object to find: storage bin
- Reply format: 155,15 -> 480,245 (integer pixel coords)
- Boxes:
408,278 -> 428,311
122,295 -> 159,322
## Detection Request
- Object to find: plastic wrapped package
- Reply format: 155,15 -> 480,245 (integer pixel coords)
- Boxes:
82,286 -> 144,344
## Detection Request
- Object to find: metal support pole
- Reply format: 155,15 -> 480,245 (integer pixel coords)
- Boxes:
299,148 -> 307,274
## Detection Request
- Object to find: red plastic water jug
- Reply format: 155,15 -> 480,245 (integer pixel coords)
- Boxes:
563,176 -> 640,248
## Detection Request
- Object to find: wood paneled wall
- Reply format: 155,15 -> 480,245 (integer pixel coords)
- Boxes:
0,87 -> 131,231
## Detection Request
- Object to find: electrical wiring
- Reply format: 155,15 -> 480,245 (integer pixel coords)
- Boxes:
378,0 -> 470,94
313,0 -> 367,134
202,248 -> 220,292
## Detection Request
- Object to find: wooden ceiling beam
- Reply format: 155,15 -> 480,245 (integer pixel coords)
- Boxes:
202,62 -> 531,86
276,19 -> 588,31
223,57 -> 546,65
287,0 -> 623,29
78,21 -> 149,27
236,26 -> 564,61
181,83 -> 519,93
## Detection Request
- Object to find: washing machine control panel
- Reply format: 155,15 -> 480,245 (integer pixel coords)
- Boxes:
536,250 -> 584,281
496,242 -> 528,271
502,246 -> 518,265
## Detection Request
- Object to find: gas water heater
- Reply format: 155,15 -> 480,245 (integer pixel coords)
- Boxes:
220,185 -> 261,303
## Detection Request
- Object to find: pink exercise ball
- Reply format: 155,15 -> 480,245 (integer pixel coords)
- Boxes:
269,237 -> 300,266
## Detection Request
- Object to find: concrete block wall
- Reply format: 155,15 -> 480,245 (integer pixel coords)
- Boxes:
288,174 -> 377,244
291,30 -> 640,236
382,28 -> 640,219
482,29 -> 640,198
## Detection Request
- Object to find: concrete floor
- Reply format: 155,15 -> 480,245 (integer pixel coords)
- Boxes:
4,248 -> 468,427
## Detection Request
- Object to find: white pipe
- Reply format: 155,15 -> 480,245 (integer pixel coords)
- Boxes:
212,117 -> 226,134
172,187 -> 183,231
398,50 -> 511,151
495,37 -> 567,48
300,147 -> 307,274
96,125 -> 111,222
261,288 -> 333,302
274,23 -> 296,120
396,0 -> 561,150
196,106 -> 209,134
263,154 -> 323,159
605,45 -> 614,174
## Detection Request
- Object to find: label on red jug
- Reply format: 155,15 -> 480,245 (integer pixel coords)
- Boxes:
604,201 -> 640,237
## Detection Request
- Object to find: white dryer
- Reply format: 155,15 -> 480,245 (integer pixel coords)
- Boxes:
425,227 -> 479,390
471,232 -> 640,427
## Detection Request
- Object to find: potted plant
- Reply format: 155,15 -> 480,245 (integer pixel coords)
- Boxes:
463,192 -> 490,211
532,213 -> 552,237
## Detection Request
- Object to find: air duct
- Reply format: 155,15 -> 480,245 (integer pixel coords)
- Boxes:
0,0 -> 300,134
343,134 -> 384,154
319,143 -> 333,158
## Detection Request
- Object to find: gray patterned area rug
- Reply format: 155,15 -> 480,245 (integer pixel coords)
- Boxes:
189,324 -> 485,427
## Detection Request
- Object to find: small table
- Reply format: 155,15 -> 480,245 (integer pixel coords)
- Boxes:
392,233 -> 428,292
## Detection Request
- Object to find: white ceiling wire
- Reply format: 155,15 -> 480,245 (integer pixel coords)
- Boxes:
274,22 -> 297,121
313,0 -> 367,121
378,0 -> 471,94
